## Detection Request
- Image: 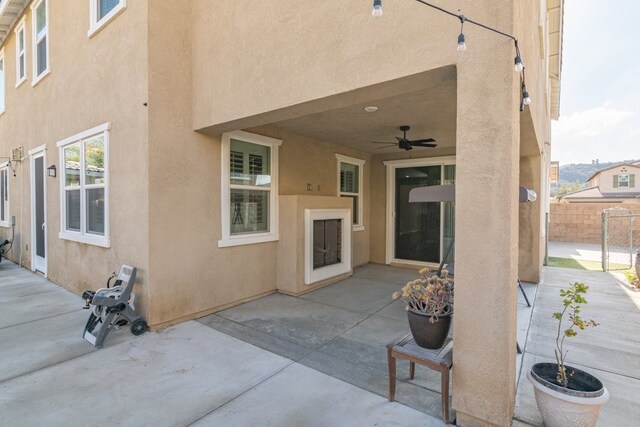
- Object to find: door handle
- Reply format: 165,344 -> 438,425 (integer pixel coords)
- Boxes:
41,223 -> 45,231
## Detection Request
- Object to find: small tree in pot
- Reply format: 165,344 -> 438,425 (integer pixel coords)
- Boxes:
528,282 -> 609,427
392,268 -> 453,349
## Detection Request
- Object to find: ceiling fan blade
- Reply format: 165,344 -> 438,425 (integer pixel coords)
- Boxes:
376,144 -> 398,149
370,141 -> 397,144
411,142 -> 438,148
410,138 -> 436,143
395,136 -> 405,143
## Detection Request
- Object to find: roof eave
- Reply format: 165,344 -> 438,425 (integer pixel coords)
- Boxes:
548,0 -> 564,120
0,0 -> 30,48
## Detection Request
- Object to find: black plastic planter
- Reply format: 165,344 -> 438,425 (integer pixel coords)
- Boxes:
407,310 -> 452,349
530,362 -> 604,398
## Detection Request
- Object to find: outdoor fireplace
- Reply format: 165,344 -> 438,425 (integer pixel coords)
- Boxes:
304,208 -> 351,285
313,219 -> 342,269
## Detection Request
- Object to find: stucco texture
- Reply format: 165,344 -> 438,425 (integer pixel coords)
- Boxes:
0,0 -> 150,315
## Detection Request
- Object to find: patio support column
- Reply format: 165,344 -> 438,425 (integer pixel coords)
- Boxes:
452,43 -> 521,426
519,154 -> 543,283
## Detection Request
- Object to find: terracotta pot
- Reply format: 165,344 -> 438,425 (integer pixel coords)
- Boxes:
528,362 -> 609,427
407,309 -> 452,349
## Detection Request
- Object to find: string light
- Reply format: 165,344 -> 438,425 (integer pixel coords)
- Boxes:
372,0 -> 383,18
457,16 -> 467,51
514,55 -> 524,72
372,0 -> 532,109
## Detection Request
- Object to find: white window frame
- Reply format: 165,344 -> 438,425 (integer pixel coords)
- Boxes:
57,123 -> 110,247
219,130 -> 281,248
0,48 -> 5,114
618,174 -> 630,188
336,154 -> 365,231
14,17 -> 27,87
31,0 -> 50,86
88,0 -> 127,38
0,162 -> 10,228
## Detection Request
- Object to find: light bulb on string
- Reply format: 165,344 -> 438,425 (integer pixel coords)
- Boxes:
372,0 -> 383,18
522,88 -> 532,105
514,55 -> 524,72
457,33 -> 467,51
457,15 -> 467,52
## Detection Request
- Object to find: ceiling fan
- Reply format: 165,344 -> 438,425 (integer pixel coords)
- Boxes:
371,126 -> 437,151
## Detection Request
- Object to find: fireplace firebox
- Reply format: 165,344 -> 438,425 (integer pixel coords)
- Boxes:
313,219 -> 342,269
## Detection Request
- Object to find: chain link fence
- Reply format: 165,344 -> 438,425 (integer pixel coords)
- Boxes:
601,207 -> 640,271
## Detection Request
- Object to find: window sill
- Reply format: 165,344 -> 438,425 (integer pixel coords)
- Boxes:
0,221 -> 10,228
31,68 -> 51,87
59,231 -> 110,248
218,233 -> 279,248
352,225 -> 365,232
88,2 -> 127,38
15,77 -> 27,88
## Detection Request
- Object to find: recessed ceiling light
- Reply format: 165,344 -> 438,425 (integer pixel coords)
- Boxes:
364,106 -> 378,113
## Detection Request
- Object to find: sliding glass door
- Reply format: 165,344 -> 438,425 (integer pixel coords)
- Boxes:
386,159 -> 455,265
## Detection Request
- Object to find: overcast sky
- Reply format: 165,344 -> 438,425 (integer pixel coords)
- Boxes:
551,0 -> 640,165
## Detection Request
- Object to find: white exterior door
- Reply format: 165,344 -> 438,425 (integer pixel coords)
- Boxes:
30,146 -> 47,275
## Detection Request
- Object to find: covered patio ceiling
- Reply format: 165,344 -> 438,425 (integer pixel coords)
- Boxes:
264,80 -> 457,154
226,62 -> 539,158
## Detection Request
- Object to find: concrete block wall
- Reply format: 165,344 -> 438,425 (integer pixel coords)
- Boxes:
550,203 -> 640,245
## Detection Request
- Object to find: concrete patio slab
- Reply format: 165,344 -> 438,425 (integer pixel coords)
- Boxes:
0,309 -> 133,383
0,279 -> 59,302
351,263 -> 418,285
193,363 -> 445,427
197,313 -> 314,361
299,276 -> 399,314
0,322 -> 292,427
549,241 -> 636,265
0,283 -> 82,329
1,260 -> 445,426
216,293 -> 369,349
375,299 -> 408,322
202,263 -> 538,422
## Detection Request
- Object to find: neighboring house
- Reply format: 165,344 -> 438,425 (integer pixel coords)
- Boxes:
562,163 -> 640,203
0,1 -> 562,425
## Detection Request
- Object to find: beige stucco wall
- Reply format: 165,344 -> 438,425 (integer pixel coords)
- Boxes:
0,1 -> 556,425
519,155 -> 544,283
252,126 -> 371,268
145,2 -> 376,327
0,0 -> 150,314
192,0 -> 467,133
277,195 -> 353,295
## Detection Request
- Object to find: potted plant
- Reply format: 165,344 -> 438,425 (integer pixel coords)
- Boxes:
528,282 -> 609,427
392,267 -> 453,349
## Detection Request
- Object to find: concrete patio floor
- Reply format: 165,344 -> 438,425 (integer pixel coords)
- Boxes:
199,263 -> 538,423
3,257 -> 638,426
0,261 -> 443,427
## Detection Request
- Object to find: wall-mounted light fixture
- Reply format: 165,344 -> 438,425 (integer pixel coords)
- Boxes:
47,165 -> 57,177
